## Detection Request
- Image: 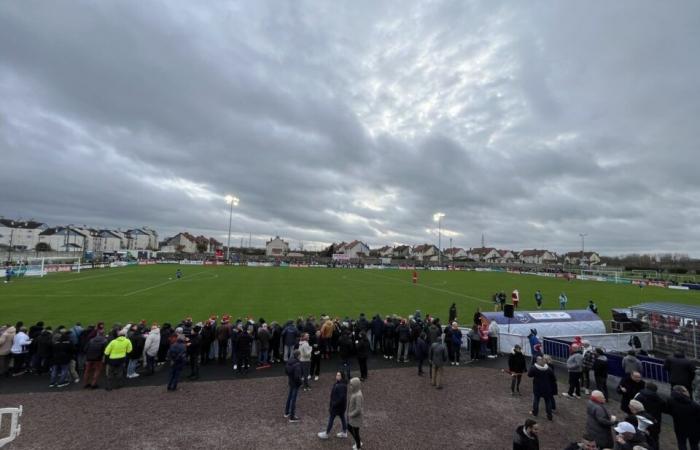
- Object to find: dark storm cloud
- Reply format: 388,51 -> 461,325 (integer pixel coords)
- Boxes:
1,0 -> 699,255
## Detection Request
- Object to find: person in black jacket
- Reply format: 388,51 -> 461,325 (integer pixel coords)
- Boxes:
382,317 -> 395,360
338,329 -> 354,380
370,315 -> 383,355
236,327 -> 253,375
187,325 -> 202,380
414,333 -> 429,376
310,330 -> 321,381
512,418 -> 540,450
158,323 -> 172,363
528,356 -> 556,420
508,345 -> 527,395
356,332 -> 369,381
592,348 -> 609,400
126,325 -> 144,379
396,320 -> 411,363
49,330 -> 74,388
35,327 -> 53,375
317,371 -> 348,439
618,371 -> 644,414
665,351 -> 696,393
83,330 -> 107,389
449,303 -> 457,324
664,385 -> 700,450
285,350 -> 303,422
634,381 -> 664,434
199,321 -> 215,365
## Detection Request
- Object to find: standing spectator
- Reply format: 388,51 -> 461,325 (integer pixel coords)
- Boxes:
451,322 -> 463,365
415,332 -> 429,376
34,327 -> 53,374
257,323 -> 271,367
469,325 -> 481,361
612,421 -> 649,450
158,323 -> 172,363
299,333 -> 312,391
370,315 -> 383,355
285,350 -> 303,422
528,355 -> 556,420
478,324 -> 490,358
618,371 -> 645,414
310,330 -> 321,381
270,321 -> 282,363
512,418 -> 539,450
488,319 -> 499,358
581,341 -> 595,395
104,329 -> 132,391
143,324 -> 160,375
10,326 -> 31,375
338,329 -> 354,380
664,385 -> 700,450
511,289 -> 520,310
236,326 -> 253,375
585,390 -> 616,449
126,325 -> 144,379
625,400 -> 659,450
448,303 -> 457,323
534,290 -> 543,309
282,320 -> 299,362
429,336 -> 448,389
592,348 -> 609,400
622,350 -> 642,376
216,316 -> 232,363
356,331 -> 369,381
693,367 -> 700,403
562,344 -> 583,399
187,325 -> 201,380
166,336 -> 187,391
0,326 -> 16,376
199,320 -> 215,365
396,320 -> 410,363
665,351 -> 696,393
543,355 -> 558,412
346,377 -> 364,450
382,317 -> 395,360
83,330 -> 107,388
49,330 -> 74,388
528,329 -> 543,364
508,345 -> 527,395
559,292 -> 568,310
317,371 -> 348,440
443,323 -> 453,364
635,382 -> 664,438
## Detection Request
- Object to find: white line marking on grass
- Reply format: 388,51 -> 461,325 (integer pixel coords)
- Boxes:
58,270 -> 129,283
122,271 -> 207,297
364,272 -> 491,305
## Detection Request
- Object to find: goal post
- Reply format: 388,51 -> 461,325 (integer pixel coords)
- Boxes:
19,256 -> 82,277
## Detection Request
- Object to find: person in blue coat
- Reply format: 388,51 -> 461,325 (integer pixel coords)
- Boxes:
317,371 -> 348,439
370,315 -> 383,355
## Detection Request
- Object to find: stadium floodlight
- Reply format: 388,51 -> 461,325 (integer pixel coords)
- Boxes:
433,213 -> 445,266
225,195 -> 240,262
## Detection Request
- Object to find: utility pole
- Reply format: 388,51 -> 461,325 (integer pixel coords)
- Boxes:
481,233 -> 485,248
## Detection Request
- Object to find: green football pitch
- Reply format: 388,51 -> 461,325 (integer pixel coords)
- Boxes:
1,265 -> 699,327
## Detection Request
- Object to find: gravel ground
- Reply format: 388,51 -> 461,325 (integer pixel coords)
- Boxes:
0,364 -> 677,449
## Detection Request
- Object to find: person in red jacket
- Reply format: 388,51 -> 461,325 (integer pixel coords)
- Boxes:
412,269 -> 418,284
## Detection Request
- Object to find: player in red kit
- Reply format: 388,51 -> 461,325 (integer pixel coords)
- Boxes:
412,269 -> 418,284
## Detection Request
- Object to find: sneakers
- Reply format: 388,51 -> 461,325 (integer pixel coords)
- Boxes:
284,414 -> 290,418
57,382 -> 70,388
288,416 -> 300,423
561,393 -> 571,398
74,378 -> 80,383
233,365 -> 238,370
583,388 -> 590,395
317,431 -> 329,439
573,394 -> 581,399
455,362 -> 460,366
49,384 -> 56,388
336,431 -> 347,438
314,376 -> 319,381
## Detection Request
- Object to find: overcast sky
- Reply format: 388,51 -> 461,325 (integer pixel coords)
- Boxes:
1,1 -> 699,255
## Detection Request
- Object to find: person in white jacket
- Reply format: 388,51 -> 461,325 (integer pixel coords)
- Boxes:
299,333 -> 313,391
143,325 -> 160,375
11,327 -> 31,375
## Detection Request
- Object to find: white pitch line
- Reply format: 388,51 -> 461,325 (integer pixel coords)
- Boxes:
58,270 -> 129,283
122,271 -> 207,297
364,271 -> 491,305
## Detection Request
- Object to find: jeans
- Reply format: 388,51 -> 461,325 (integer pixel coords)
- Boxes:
417,358 -> 425,374
168,364 -> 183,390
50,364 -> 69,385
532,394 -> 553,418
452,347 -> 461,363
358,357 -> 367,379
559,302 -> 566,310
489,337 -> 498,355
127,358 -> 139,377
83,361 -> 104,386
397,342 -> 409,361
106,359 -> 125,390
511,374 -> 522,392
218,339 -> 228,361
431,366 -> 443,387
284,345 -> 295,362
479,341 -> 488,357
146,355 -> 156,374
259,349 -> 269,364
237,352 -> 250,372
310,354 -> 321,377
301,361 -> 310,388
285,385 -> 299,417
326,412 -> 347,433
567,372 -> 581,396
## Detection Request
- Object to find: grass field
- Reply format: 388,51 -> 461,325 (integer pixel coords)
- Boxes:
1,265 -> 699,327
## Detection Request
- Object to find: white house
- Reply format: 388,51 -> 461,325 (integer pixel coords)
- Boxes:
266,236 -> 289,257
444,247 -> 468,261
94,230 -> 123,252
338,240 -> 370,259
161,232 -> 198,254
413,244 -> 440,261
128,228 -> 158,250
496,250 -> 516,263
563,251 -> 601,266
392,245 -> 412,258
38,227 -> 90,252
0,219 -> 48,250
519,249 -> 558,265
467,247 -> 498,262
377,246 -> 393,257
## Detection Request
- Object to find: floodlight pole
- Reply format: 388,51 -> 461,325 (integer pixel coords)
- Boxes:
226,200 -> 234,262
438,216 -> 442,266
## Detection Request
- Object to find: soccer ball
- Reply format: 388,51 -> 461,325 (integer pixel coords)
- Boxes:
169,277 -> 173,280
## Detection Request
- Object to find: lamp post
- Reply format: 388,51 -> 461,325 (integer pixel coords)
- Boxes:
433,212 -> 445,266
579,233 -> 587,268
225,195 -> 240,262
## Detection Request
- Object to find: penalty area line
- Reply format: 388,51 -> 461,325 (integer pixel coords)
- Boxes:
122,271 -> 207,297
364,272 -> 491,305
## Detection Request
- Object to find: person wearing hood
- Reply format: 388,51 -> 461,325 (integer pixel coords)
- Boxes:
285,349 -> 303,422
143,324 -> 160,375
664,351 -> 696,393
104,329 -> 132,391
585,390 -> 616,449
527,355 -> 556,420
396,319 -> 411,363
346,377 -> 364,450
528,329 -> 543,364
0,326 -> 16,376
562,344 -> 583,399
317,371 -> 348,440
157,323 -> 173,363
282,320 -> 300,362
166,336 -> 187,391
256,323 -> 271,367
508,345 -> 527,395
693,367 -> 700,404
83,330 -> 107,389
512,418 -> 539,450
592,348 -> 609,400
11,326 -> 31,375
613,421 -> 650,450
664,385 -> 700,450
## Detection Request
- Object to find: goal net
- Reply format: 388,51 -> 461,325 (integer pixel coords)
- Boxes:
10,257 -> 82,277
579,268 -> 622,283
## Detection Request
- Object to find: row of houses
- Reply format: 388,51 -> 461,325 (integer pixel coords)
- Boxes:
0,219 -> 159,253
378,245 -> 600,265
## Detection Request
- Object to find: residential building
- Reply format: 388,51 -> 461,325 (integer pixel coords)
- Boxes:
496,250 -> 516,263
519,249 -> 558,265
444,247 -> 468,261
413,244 -> 440,261
337,240 -> 370,259
94,230 -> 122,252
128,228 -> 158,250
392,245 -> 412,258
377,245 -> 393,258
266,236 -> 289,257
0,219 -> 48,250
38,227 -> 90,252
563,251 -> 601,266
161,232 -> 197,254
467,247 -> 499,262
